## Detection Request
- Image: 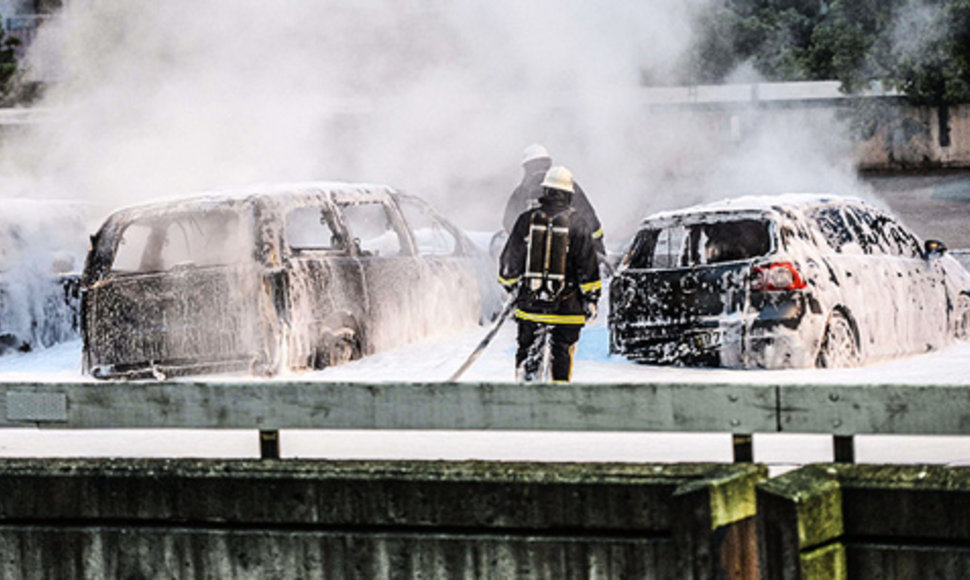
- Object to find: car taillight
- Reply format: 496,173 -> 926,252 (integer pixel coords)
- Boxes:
751,262 -> 807,291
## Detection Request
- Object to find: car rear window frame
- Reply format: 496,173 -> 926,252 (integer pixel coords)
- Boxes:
109,209 -> 252,275
626,215 -> 775,270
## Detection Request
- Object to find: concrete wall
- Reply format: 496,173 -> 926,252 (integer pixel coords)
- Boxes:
758,464 -> 970,579
0,458 -> 765,579
856,104 -> 970,170
683,101 -> 970,173
640,98 -> 970,175
5,457 -> 970,578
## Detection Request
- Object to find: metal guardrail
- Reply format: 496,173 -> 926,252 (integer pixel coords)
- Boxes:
1,381 -> 968,461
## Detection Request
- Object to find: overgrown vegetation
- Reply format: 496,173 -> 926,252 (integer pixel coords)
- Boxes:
0,13 -> 23,104
686,0 -> 970,106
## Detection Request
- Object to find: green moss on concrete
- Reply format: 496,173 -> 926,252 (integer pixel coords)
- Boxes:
0,457 -> 756,486
708,464 -> 768,529
674,464 -> 768,529
801,543 -> 847,580
830,464 -> 970,492
759,465 -> 843,549
0,458 -> 769,537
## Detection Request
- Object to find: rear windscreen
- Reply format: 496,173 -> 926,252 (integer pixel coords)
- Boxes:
111,211 -> 249,273
627,218 -> 772,269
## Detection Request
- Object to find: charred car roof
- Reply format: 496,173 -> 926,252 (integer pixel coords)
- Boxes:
83,182 -> 407,285
99,181 -> 398,223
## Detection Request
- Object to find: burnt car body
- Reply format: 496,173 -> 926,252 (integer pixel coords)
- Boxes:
82,183 -> 500,379
0,200 -> 89,355
609,194 -> 970,368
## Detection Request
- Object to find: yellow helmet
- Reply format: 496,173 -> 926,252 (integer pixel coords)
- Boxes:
541,165 -> 574,194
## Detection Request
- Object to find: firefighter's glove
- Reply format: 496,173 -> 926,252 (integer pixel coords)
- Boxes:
502,281 -> 523,307
584,301 -> 598,322
502,280 -> 521,297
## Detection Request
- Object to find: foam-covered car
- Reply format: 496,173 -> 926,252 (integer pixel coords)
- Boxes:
609,194 -> 970,368
81,183 -> 501,379
1,200 -> 89,355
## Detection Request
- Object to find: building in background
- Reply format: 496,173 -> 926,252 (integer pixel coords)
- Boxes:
0,0 -> 63,57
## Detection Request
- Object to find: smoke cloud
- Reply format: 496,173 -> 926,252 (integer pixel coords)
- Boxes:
1,0 -> 867,247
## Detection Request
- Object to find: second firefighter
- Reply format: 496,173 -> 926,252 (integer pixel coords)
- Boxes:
498,165 -> 602,382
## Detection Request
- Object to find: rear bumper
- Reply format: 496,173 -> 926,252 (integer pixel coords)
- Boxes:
610,318 -> 743,367
89,357 -> 255,380
610,292 -> 823,369
743,330 -> 817,369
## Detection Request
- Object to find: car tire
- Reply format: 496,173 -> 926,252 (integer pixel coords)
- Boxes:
816,310 -> 860,368
329,327 -> 361,366
312,327 -> 362,369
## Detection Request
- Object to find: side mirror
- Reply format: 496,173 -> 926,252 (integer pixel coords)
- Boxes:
925,239 -> 948,258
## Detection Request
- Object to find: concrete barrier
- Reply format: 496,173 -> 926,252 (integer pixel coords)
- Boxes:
758,464 -> 970,579
0,458 -> 765,579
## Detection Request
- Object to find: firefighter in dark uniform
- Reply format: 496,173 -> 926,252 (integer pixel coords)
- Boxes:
501,144 -> 607,261
498,165 -> 602,382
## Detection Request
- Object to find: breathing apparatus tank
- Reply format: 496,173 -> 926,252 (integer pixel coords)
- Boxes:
524,209 -> 572,303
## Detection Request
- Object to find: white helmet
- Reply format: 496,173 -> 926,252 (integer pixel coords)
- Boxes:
541,165 -> 574,194
521,143 -> 550,165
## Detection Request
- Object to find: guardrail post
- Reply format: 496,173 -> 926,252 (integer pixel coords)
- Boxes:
833,435 -> 854,464
259,430 -> 280,459
733,434 -> 754,463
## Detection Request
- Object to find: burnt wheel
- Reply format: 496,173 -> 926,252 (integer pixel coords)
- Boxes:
815,311 -> 860,368
311,327 -> 362,369
329,328 -> 361,366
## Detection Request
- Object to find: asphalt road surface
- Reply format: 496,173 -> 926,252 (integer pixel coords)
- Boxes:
864,169 -> 970,249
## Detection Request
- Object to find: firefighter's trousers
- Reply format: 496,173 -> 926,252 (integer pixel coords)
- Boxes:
515,320 -> 582,382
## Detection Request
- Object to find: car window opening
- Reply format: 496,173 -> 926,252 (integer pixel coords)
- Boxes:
339,202 -> 404,257
812,206 -> 855,253
398,198 -> 458,256
628,219 -> 771,269
286,206 -> 344,252
111,211 -> 247,274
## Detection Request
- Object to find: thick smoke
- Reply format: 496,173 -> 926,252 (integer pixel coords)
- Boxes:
891,0 -> 947,60
0,0 -> 867,248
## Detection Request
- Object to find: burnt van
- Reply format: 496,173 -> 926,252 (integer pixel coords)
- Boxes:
82,182 -> 499,379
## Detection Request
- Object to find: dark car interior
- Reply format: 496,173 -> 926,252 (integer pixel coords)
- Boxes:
627,219 -> 772,270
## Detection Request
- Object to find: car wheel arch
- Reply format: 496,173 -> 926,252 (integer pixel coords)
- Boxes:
815,305 -> 861,368
953,292 -> 970,340
310,310 -> 364,369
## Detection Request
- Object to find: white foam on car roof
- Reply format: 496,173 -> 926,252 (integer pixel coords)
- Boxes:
106,182 -> 398,216
642,193 -> 868,222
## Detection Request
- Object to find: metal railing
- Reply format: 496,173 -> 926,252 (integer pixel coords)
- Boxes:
2,381 -> 968,461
